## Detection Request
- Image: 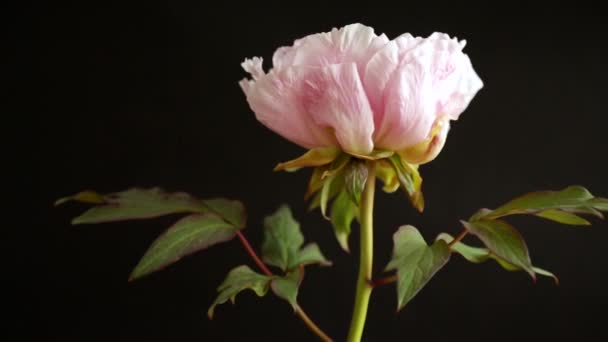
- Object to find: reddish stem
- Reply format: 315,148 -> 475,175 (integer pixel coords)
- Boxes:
447,230 -> 468,249
236,230 -> 273,276
235,231 -> 333,341
368,275 -> 398,288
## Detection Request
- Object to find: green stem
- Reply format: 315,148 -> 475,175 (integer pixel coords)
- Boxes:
347,161 -> 376,342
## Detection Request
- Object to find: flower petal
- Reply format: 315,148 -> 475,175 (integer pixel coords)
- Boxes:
239,64 -> 336,149
302,63 -> 375,155
374,57 -> 437,150
273,23 -> 389,75
373,33 -> 483,151
399,117 -> 450,165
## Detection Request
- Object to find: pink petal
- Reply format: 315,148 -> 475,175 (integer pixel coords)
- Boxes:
239,63 -> 336,149
363,40 -> 399,116
374,58 -> 437,150
301,63 -> 375,155
373,32 -> 483,150
272,23 -> 389,76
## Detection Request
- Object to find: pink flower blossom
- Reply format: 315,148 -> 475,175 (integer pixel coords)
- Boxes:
240,23 -> 483,163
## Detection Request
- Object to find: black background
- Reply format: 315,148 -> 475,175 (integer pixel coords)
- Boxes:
31,2 -> 608,341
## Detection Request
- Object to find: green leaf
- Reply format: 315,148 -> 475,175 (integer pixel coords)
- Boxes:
483,186 -> 594,219
460,220 -> 535,279
59,188 -> 207,224
436,233 -> 490,263
270,269 -> 302,311
329,191 -> 358,252
202,198 -> 246,229
385,225 -> 450,311
262,205 -> 304,271
437,233 -> 558,283
274,147 -> 341,172
535,209 -> 590,226
293,243 -> 332,267
129,213 -> 238,281
343,160 -> 368,205
207,265 -> 271,318
387,155 -> 424,212
589,197 -> 608,211
262,206 -> 331,271
55,190 -> 105,205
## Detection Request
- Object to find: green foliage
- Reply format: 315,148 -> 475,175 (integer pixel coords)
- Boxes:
129,213 -> 238,280
56,188 -> 247,280
387,155 -> 424,212
460,219 -> 535,278
330,191 -> 359,252
262,205 -> 331,272
270,268 -> 302,310
208,265 -> 271,318
343,160 -> 368,205
385,226 -> 450,310
57,188 -> 208,224
460,185 -> 608,281
436,233 -> 558,283
474,185 -> 607,222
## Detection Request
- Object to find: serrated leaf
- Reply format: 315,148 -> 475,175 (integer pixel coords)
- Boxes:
386,226 -> 450,310
535,209 -> 590,225
270,269 -> 302,311
274,147 -> 341,172
62,188 -> 207,224
437,233 -> 558,283
387,155 -> 424,212
460,220 -> 535,279
343,160 -> 368,205
329,190 -> 358,251
262,205 -> 304,271
483,186 -> 594,219
262,206 -> 331,271
129,213 -> 238,280
294,243 -> 332,267
207,265 -> 271,318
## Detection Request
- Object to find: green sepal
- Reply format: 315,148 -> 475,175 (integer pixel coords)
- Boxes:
329,190 -> 359,252
348,149 -> 394,160
262,205 -> 331,272
207,265 -> 271,319
387,155 -> 424,212
343,160 -> 368,206
385,225 -> 450,311
376,160 -> 400,193
437,233 -> 558,284
274,147 -> 341,172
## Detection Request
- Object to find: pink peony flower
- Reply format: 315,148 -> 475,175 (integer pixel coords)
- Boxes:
239,23 -> 483,164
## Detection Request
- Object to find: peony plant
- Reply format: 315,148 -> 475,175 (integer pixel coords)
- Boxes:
56,24 -> 608,341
